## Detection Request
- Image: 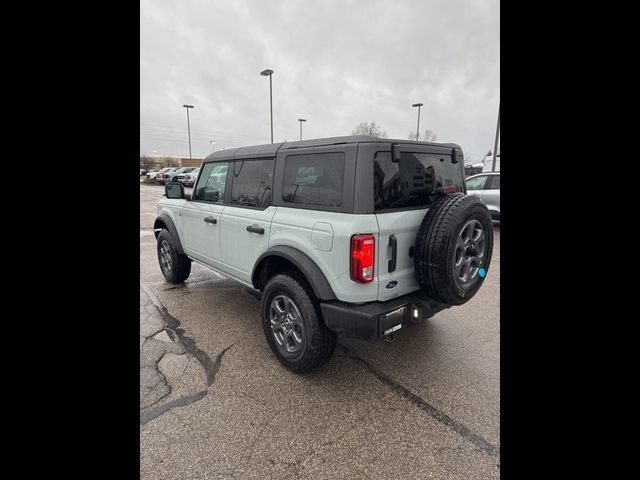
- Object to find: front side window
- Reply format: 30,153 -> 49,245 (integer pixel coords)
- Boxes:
193,162 -> 228,203
230,159 -> 274,208
465,175 -> 488,191
282,152 -> 345,207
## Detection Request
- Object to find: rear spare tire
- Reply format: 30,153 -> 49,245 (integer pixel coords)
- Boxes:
414,193 -> 493,305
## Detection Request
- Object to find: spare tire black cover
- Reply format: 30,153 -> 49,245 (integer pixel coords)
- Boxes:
414,193 -> 493,305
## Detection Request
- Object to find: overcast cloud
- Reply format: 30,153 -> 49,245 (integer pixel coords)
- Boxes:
140,0 -> 499,163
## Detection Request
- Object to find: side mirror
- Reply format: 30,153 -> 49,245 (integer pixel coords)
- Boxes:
392,144 -> 401,163
165,182 -> 185,199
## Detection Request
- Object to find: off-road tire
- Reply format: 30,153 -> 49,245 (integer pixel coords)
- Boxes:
414,193 -> 493,305
157,229 -> 191,283
261,272 -> 337,373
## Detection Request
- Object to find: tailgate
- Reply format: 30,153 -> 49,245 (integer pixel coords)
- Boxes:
375,209 -> 427,301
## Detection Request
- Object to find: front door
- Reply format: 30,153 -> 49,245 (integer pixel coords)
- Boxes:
181,162 -> 229,268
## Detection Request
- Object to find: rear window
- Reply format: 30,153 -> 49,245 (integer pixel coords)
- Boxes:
282,153 -> 345,207
374,151 -> 463,211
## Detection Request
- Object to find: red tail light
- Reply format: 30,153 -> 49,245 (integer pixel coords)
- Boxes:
351,234 -> 375,283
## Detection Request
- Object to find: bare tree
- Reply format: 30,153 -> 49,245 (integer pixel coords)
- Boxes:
159,156 -> 180,168
352,121 -> 387,138
408,129 -> 438,142
140,155 -> 156,172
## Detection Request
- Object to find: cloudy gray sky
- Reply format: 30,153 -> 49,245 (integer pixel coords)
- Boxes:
140,0 -> 499,163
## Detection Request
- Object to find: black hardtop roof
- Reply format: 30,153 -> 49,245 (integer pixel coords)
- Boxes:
203,135 -> 462,162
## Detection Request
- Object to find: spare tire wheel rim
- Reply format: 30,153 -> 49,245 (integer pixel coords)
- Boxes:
454,219 -> 486,289
269,295 -> 305,355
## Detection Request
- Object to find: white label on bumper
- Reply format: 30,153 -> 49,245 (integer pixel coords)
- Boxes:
383,324 -> 402,335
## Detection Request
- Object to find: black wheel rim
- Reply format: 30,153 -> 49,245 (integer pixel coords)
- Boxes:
269,295 -> 305,356
453,219 -> 486,289
160,240 -> 172,274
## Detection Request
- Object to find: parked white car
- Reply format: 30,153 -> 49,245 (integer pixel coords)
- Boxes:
465,172 -> 500,222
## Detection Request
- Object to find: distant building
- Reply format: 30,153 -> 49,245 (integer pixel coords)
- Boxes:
178,157 -> 202,168
140,152 -> 202,169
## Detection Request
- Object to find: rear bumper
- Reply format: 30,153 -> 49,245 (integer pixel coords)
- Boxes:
320,290 -> 450,342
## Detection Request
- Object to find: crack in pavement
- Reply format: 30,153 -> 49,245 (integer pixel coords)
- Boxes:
338,343 -> 500,458
140,391 -> 208,425
140,283 -> 237,423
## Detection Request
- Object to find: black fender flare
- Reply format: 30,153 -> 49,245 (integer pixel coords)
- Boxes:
252,246 -> 337,301
153,214 -> 185,255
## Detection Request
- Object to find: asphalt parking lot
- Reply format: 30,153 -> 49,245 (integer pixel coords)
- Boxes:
140,183 -> 500,479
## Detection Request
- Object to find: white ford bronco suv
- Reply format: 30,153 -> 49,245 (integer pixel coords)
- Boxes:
154,135 -> 493,372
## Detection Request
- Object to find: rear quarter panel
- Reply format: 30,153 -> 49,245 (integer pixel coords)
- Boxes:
270,207 -> 380,303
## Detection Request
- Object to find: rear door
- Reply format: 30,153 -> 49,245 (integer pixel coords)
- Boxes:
219,158 -> 277,283
481,174 -> 500,213
372,145 -> 465,301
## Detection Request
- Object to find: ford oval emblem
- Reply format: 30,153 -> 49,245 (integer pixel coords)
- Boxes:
386,281 -> 398,289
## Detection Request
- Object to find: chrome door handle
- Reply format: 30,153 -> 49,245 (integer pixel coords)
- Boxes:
204,216 -> 217,224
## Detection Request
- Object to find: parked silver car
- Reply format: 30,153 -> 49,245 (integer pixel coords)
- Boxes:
466,172 -> 500,222
166,167 -> 198,184
155,167 -> 178,185
178,168 -> 200,187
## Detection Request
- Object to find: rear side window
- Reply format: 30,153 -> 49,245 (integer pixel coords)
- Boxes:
193,162 -> 228,203
487,175 -> 500,190
282,152 -> 345,206
230,159 -> 274,208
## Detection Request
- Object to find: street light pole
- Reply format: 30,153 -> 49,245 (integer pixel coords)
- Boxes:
298,118 -> 306,140
412,103 -> 423,141
182,104 -> 194,158
209,140 -> 216,153
260,69 -> 274,143
492,102 -> 500,172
